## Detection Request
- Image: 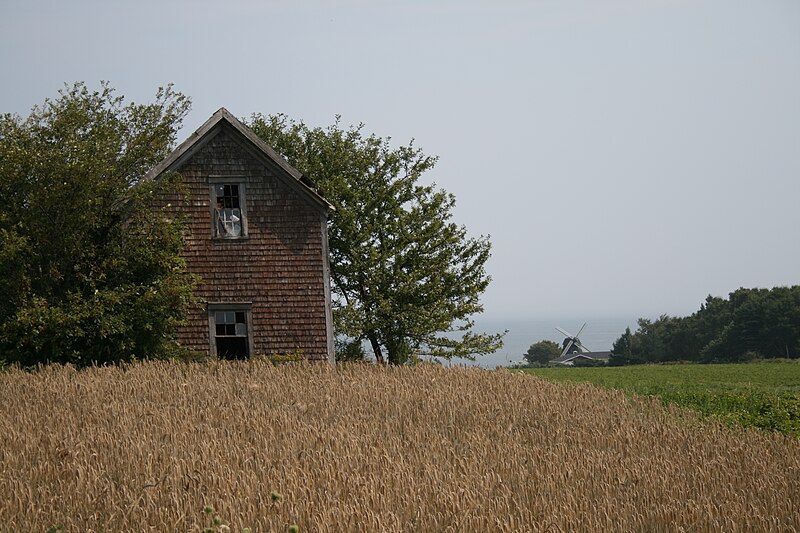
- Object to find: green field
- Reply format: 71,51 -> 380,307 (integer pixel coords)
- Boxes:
522,361 -> 800,436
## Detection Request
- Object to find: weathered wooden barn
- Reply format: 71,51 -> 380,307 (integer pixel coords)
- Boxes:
144,108 -> 334,363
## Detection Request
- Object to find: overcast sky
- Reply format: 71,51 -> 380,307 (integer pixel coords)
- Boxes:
2,0 -> 798,321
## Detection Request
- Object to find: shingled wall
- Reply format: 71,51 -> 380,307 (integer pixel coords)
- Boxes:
167,124 -> 331,361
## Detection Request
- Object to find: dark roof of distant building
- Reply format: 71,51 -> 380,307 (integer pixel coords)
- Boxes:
550,351 -> 612,364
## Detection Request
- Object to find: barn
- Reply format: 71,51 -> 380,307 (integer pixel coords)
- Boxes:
144,108 -> 335,363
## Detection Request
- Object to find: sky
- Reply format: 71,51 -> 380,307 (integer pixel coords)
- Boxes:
2,0 -> 798,322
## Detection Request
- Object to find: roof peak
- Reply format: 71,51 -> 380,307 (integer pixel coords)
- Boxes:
142,107 -> 333,211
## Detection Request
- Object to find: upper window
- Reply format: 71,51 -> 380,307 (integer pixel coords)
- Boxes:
211,182 -> 247,238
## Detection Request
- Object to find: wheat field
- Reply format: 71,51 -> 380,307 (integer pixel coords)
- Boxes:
0,361 -> 797,532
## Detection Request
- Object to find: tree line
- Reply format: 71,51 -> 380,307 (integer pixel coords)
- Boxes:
610,286 -> 800,364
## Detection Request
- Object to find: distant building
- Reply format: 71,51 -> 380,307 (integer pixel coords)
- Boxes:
550,351 -> 611,365
144,108 -> 334,363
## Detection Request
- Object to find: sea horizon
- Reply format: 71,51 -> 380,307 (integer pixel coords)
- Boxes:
435,315 -> 645,368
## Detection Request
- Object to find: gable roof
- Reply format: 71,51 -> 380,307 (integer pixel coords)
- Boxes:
143,107 -> 334,212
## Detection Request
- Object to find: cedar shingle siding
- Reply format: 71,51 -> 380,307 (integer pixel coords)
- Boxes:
146,109 -> 334,362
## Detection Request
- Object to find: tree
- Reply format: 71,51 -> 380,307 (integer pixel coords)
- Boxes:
0,82 -> 196,366
702,286 -> 800,360
247,114 -> 503,365
334,337 -> 368,363
609,327 -> 636,365
524,340 -> 562,365
609,286 -> 800,365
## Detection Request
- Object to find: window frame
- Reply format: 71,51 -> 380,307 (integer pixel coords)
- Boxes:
209,177 -> 249,239
208,302 -> 254,359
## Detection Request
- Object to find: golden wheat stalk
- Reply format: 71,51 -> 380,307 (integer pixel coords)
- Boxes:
0,361 -> 797,532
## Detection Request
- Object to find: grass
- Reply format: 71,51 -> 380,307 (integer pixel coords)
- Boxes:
522,360 -> 800,436
0,360 -> 798,531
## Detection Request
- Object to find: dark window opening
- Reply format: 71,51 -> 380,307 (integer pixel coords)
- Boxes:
216,337 -> 249,360
213,309 -> 249,360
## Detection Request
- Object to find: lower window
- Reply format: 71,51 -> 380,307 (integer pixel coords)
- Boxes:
209,304 -> 252,359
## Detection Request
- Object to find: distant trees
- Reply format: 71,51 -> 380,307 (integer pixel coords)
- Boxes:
0,82 -> 196,366
247,114 -> 503,365
609,286 -> 800,364
524,340 -> 562,365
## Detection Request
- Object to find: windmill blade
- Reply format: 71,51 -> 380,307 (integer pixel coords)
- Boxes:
560,339 -> 575,357
575,323 -> 587,338
575,341 -> 591,353
555,327 -> 572,338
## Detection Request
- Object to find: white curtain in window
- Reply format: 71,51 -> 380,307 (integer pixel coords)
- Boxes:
217,208 -> 242,237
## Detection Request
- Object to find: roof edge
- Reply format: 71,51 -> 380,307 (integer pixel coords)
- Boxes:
143,107 -> 334,211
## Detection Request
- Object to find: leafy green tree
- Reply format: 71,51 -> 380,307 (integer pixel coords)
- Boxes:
611,286 -> 800,365
247,114 -> 503,365
524,340 -> 562,365
334,336 -> 367,363
609,327 -> 636,365
641,317 -> 668,361
0,82 -> 196,366
702,287 -> 800,361
758,286 -> 800,358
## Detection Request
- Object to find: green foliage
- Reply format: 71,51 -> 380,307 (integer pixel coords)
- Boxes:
0,82 -> 196,366
524,361 -> 800,436
610,286 -> 800,364
335,336 -> 368,362
198,488 -> 297,532
571,357 -> 606,368
247,114 -> 503,365
609,327 -> 635,365
524,340 -> 562,365
255,351 -> 305,365
201,504 -> 234,533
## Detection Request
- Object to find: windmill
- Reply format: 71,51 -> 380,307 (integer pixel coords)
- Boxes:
555,323 -> 590,357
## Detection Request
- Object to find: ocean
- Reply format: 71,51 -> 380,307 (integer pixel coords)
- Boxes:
435,316 -> 641,368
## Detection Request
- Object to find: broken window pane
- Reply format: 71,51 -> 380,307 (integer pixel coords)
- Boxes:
212,307 -> 250,360
216,207 -> 242,237
212,183 -> 244,238
214,312 -> 247,336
